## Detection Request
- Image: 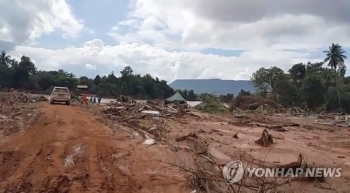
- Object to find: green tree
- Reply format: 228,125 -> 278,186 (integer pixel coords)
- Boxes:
323,43 -> 347,110
0,50 -> 10,66
13,56 -> 37,88
0,51 -> 13,88
289,63 -> 306,87
93,75 -> 101,85
219,93 -> 234,103
251,66 -> 286,99
299,74 -> 327,109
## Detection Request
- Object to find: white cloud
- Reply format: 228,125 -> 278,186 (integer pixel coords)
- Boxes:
85,64 -> 97,70
2,0 -> 350,82
109,0 -> 350,51
10,39 -> 332,82
0,0 -> 84,44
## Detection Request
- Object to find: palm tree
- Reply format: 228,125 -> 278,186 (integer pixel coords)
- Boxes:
323,43 -> 347,110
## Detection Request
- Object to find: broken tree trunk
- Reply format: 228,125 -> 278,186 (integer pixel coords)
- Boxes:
255,129 -> 273,146
276,154 -> 304,177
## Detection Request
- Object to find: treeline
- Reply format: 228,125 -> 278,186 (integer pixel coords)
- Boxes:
0,42 -> 348,113
0,50 -> 233,101
0,51 -> 174,99
176,89 -> 235,103
251,43 -> 348,112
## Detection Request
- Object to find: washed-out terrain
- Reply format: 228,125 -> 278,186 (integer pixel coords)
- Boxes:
1,92 -> 350,192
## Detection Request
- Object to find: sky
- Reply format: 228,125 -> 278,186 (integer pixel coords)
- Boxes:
0,0 -> 349,83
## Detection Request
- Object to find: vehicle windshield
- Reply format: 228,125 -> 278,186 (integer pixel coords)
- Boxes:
53,88 -> 69,93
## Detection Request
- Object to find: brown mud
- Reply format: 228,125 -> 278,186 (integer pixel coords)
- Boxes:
1,101 -> 350,192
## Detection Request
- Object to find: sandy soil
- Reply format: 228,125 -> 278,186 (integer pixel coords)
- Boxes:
1,102 -> 350,192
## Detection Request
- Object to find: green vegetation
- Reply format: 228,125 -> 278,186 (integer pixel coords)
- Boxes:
0,50 -> 175,99
251,43 -> 348,112
0,50 -> 236,101
0,43 -> 348,113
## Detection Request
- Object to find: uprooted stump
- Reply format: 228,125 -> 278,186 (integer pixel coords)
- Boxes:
255,129 -> 273,146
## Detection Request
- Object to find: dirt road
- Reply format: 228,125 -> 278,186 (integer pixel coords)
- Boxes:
2,101 -> 350,192
0,104 -> 186,192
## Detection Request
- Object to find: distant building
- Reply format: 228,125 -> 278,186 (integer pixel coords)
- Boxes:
165,92 -> 186,104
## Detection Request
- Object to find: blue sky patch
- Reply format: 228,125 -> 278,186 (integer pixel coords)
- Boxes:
200,48 -> 244,57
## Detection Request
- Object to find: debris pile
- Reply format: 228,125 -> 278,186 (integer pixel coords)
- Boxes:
102,98 -> 183,121
30,95 -> 48,102
116,95 -> 137,104
231,95 -> 281,112
253,103 -> 276,114
0,92 -> 41,135
195,95 -> 228,113
0,92 -> 48,104
286,107 -> 306,115
100,98 -> 189,144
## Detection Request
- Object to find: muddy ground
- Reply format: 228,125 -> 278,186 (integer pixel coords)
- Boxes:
0,99 -> 350,192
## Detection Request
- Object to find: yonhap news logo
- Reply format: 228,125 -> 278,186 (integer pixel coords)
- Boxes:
223,160 -> 342,184
222,160 -> 245,184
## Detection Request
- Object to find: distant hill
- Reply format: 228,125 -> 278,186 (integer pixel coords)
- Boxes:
169,79 -> 255,95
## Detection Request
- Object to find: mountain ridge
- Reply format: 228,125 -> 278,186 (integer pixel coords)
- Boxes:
169,79 -> 254,95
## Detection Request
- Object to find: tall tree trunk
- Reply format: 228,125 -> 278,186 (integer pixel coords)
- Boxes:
323,72 -> 330,112
323,94 -> 328,112
334,69 -> 342,110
